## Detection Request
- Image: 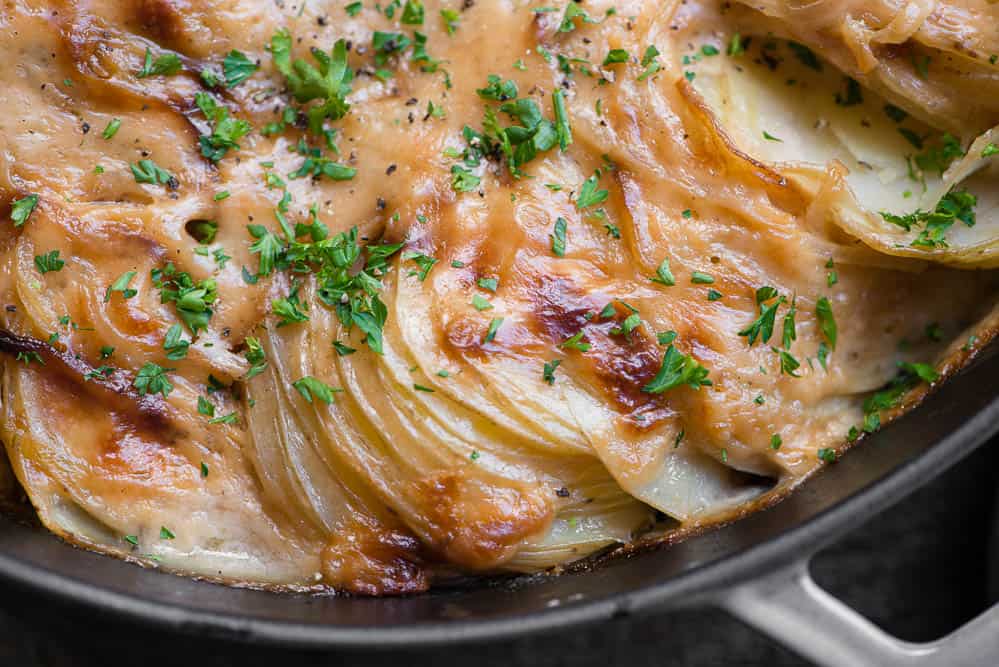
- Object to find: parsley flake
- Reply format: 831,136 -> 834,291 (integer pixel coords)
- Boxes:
133,362 -> 174,397
137,48 -> 182,78
643,344 -> 711,393
223,50 -> 258,88
292,376 -> 339,404
11,195 -> 39,227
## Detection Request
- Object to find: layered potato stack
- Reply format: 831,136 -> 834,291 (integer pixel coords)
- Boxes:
0,0 -> 996,593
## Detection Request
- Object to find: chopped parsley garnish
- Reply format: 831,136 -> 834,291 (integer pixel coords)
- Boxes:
770,434 -> 782,450
332,340 -> 356,356
817,341 -> 831,371
401,0 -> 424,25
105,270 -> 138,302
610,313 -> 641,337
289,142 -> 356,181
160,526 -> 176,540
651,259 -> 676,286
776,348 -> 801,377
247,223 -> 286,276
451,165 -> 481,192
102,118 -> 122,140
131,159 -> 177,187
551,217 -> 567,256
240,336 -> 267,379
151,263 -> 217,334
426,100 -> 446,118
223,50 -> 257,88
194,93 -> 251,162
133,362 -> 174,397
983,143 -> 999,158
279,227 -> 403,355
657,331 -> 677,346
738,289 -> 785,346
781,297 -> 797,349
471,294 -> 493,311
292,376 -> 339,404
11,195 -> 39,227
558,1 -> 601,32
576,173 -> 608,209
560,330 -> 591,352
273,290 -> 310,326
34,250 -> 64,274
815,297 -> 837,349
187,220 -> 218,245
643,344 -> 711,393
727,33 -> 744,57
603,49 -> 629,66
477,277 -> 498,292
484,317 -> 503,343
552,90 -> 573,151
817,448 -> 836,463
440,8 -> 460,33
16,351 -> 44,366
880,188 -> 976,248
690,271 -> 714,285
542,359 -> 561,385
402,250 -> 438,281
914,133 -> 964,176
477,75 -> 518,101
198,395 -> 215,417
137,48 -> 182,78
346,1 -> 363,15
163,324 -> 190,360
762,130 -> 783,143
209,412 -> 239,425
638,45 -> 661,80
270,31 -> 353,134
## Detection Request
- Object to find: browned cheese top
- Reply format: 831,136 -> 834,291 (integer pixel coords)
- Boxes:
1,0 -> 997,593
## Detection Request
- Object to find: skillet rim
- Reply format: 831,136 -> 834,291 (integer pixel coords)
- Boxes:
0,357 -> 997,649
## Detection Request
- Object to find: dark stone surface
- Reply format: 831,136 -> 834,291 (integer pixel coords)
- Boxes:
1,442 -> 995,666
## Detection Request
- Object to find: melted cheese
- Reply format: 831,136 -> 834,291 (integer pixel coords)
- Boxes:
0,0 -> 996,594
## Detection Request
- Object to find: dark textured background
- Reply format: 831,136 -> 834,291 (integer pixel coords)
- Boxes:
2,441 -> 996,667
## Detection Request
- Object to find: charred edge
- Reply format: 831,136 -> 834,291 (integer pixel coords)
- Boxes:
54,4 -> 208,120
0,328 -> 170,431
133,0 -> 187,48
529,276 -> 666,418
676,79 -> 811,215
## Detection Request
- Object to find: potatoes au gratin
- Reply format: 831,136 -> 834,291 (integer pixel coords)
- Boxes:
1,0 -> 998,594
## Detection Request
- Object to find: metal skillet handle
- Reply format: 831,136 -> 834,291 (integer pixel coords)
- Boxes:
720,558 -> 999,667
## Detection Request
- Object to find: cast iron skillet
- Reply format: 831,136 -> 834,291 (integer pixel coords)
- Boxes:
2,349 -> 999,667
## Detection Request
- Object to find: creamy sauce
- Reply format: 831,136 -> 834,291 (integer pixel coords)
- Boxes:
0,0 -> 996,594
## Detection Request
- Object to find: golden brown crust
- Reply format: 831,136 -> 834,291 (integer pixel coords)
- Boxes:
0,0 -> 996,594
